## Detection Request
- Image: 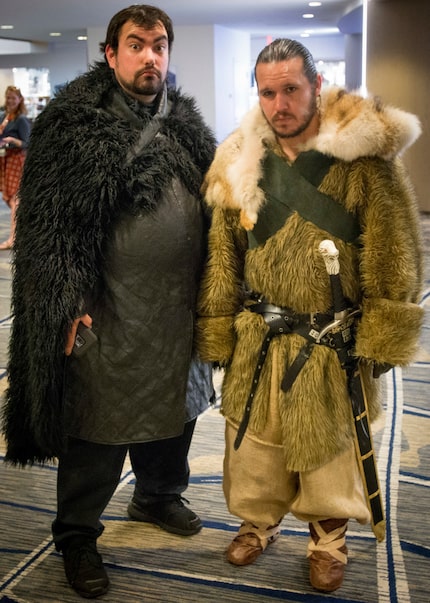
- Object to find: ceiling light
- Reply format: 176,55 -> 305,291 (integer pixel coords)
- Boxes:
309,2 -> 322,6
77,35 -> 87,41
49,32 -> 62,37
302,14 -> 314,19
300,33 -> 310,37
0,25 -> 14,30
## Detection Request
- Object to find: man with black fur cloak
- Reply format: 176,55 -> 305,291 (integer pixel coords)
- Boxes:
1,5 -> 216,599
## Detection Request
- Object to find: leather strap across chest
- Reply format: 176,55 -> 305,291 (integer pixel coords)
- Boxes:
247,150 -> 361,249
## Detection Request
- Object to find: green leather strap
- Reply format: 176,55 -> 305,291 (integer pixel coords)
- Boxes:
248,150 -> 361,248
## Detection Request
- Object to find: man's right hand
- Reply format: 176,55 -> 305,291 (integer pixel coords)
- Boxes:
372,361 -> 393,378
65,313 -> 92,356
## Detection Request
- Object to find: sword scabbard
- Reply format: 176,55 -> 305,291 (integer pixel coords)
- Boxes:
350,365 -> 386,542
319,239 -> 386,542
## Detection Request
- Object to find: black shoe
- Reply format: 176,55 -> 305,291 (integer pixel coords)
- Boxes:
61,536 -> 109,599
127,496 -> 202,536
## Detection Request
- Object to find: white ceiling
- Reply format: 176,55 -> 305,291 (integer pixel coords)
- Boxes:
0,0 -> 360,47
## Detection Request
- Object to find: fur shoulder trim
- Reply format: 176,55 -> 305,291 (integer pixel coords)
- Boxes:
202,87 -> 421,230
306,87 -> 421,161
203,103 -> 274,229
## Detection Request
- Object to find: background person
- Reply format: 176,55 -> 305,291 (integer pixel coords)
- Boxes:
197,38 -> 423,593
2,4 -> 216,599
0,85 -> 31,249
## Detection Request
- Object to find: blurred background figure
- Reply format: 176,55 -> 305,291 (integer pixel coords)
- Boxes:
0,86 -> 32,250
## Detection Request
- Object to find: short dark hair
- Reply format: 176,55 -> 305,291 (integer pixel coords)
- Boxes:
255,38 -> 318,86
99,4 -> 174,55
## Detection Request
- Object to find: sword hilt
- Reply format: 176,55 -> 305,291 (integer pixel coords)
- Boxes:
318,239 -> 348,319
317,239 -> 358,364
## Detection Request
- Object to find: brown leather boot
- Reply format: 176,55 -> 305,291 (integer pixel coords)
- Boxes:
226,521 -> 281,566
307,518 -> 348,592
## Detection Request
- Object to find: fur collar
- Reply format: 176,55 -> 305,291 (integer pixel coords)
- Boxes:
203,86 -> 421,230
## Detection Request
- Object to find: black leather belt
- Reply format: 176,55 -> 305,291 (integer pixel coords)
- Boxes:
248,301 -> 332,339
234,300 -> 337,450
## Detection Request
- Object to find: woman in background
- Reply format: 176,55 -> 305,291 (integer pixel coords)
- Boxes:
0,86 -> 32,249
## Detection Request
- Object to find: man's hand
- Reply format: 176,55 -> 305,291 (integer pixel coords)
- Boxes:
372,361 -> 393,378
65,314 -> 92,356
1,136 -> 21,147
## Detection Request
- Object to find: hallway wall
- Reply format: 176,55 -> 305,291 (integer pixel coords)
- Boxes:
0,3 -> 428,208
366,0 -> 430,211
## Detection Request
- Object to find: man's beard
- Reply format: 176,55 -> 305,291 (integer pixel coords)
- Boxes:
129,78 -> 164,97
119,70 -> 165,98
274,94 -> 318,139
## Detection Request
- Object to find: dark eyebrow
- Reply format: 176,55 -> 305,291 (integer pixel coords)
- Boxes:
125,33 -> 168,46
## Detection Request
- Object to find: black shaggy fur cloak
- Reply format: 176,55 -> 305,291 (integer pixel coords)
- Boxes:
2,61 -> 217,465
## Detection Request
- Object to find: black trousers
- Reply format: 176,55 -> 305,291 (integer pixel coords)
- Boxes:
52,419 -> 196,548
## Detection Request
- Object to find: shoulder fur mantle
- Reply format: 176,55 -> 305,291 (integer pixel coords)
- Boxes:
203,86 -> 421,230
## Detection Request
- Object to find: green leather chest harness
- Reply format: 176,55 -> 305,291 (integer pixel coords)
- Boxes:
248,149 -> 361,249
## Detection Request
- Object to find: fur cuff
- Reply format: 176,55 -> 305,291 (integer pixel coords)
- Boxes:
355,297 -> 423,365
195,316 -> 236,365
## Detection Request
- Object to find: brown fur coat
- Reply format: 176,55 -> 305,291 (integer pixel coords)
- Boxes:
197,87 -> 424,472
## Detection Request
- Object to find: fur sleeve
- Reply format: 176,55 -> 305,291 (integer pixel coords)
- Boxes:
196,206 -> 248,364
354,158 -> 424,365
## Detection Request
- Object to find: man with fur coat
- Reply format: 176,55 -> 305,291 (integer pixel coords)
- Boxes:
1,5 -> 216,599
197,38 -> 423,592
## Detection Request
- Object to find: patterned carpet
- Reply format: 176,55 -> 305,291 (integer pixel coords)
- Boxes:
0,204 -> 429,603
